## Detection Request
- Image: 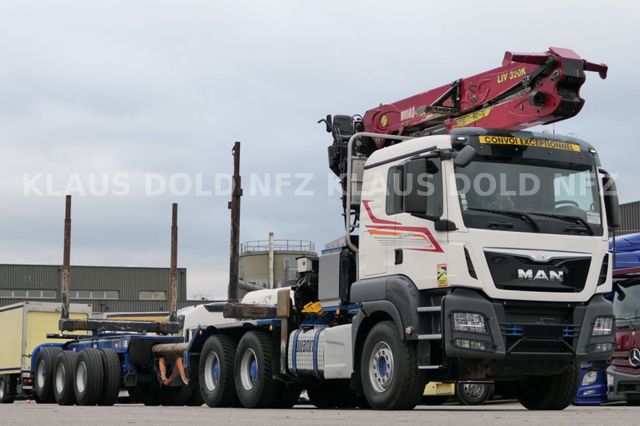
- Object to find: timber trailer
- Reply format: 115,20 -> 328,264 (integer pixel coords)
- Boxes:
19,199 -> 203,406
179,47 -> 621,411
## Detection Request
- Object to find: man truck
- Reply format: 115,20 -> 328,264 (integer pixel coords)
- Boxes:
184,47 -> 619,411
22,47 -> 619,411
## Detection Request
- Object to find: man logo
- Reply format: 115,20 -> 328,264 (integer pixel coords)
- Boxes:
518,269 -> 564,281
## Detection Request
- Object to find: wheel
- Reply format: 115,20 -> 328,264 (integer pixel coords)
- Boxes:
360,321 -> 425,410
199,335 -> 238,407
422,395 -> 449,405
74,348 -> 104,405
626,398 -> 640,406
53,351 -> 78,405
516,363 -> 579,410
34,347 -> 62,403
0,376 -> 15,404
273,383 -> 302,408
98,349 -> 121,406
234,331 -> 278,408
456,382 -> 492,405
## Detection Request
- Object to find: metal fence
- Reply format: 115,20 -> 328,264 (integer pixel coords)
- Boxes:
240,239 -> 315,254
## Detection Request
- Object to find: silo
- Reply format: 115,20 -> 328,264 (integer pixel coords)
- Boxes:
238,235 -> 316,298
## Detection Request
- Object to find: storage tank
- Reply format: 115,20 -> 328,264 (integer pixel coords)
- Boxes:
238,236 -> 316,297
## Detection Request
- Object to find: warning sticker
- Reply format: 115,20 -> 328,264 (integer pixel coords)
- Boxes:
453,108 -> 492,128
437,263 -> 448,288
479,135 -> 581,152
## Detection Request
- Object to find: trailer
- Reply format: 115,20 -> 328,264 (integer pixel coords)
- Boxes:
0,302 -> 91,403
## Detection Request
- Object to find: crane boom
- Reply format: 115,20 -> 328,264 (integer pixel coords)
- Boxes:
324,47 -> 607,177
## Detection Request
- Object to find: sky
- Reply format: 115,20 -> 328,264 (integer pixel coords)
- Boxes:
1,0 -> 639,298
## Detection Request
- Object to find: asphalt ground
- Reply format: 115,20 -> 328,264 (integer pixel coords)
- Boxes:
0,401 -> 637,425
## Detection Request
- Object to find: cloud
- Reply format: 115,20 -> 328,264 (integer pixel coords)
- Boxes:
0,0 -> 639,298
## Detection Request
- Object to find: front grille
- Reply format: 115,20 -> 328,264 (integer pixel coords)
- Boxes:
611,351 -> 640,372
485,251 -> 591,292
499,302 -> 578,356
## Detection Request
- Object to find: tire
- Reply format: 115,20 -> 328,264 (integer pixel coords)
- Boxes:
34,347 -> 62,403
456,382 -> 492,405
234,331 -> 278,408
360,321 -> 425,410
98,349 -> 121,406
516,363 -> 579,410
74,348 -> 104,406
53,351 -> 78,405
199,335 -> 238,407
0,376 -> 15,404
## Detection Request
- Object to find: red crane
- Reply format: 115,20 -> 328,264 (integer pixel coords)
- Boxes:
324,47 -> 607,176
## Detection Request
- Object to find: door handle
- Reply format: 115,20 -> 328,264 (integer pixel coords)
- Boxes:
395,249 -> 403,265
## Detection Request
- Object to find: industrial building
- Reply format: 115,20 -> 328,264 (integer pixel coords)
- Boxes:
0,264 -> 202,313
620,200 -> 640,235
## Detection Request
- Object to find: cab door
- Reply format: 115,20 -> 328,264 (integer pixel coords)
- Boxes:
393,157 -> 448,289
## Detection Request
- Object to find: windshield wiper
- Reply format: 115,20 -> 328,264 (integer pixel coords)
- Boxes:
527,212 -> 594,236
465,208 -> 540,232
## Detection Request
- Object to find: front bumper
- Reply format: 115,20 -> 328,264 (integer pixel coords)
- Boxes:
442,288 -> 614,361
607,365 -> 640,401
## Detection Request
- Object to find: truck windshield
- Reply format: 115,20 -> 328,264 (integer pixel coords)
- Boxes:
614,281 -> 640,321
455,157 -> 603,236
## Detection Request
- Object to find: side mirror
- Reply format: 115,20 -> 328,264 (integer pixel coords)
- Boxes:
403,157 -> 429,215
453,145 -> 477,167
602,172 -> 621,229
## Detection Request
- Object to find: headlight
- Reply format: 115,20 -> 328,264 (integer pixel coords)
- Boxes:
592,317 -> 613,336
453,312 -> 487,334
582,371 -> 598,386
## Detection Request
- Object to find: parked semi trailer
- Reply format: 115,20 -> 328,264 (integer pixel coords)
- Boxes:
0,302 -> 91,403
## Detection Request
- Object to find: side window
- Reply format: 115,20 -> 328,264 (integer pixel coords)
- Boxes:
386,159 -> 444,218
386,166 -> 403,215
